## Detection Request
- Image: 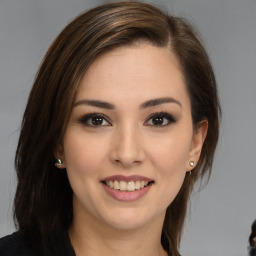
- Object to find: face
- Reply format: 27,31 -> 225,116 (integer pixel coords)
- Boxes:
59,43 -> 206,232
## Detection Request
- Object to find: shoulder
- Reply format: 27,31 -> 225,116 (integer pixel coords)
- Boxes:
0,231 -> 37,256
248,246 -> 256,256
0,230 -> 75,256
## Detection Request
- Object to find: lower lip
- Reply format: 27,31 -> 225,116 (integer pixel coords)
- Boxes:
102,183 -> 153,202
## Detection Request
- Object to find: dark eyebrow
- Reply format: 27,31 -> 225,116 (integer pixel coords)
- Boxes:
139,97 -> 182,109
73,97 -> 181,109
74,99 -> 115,109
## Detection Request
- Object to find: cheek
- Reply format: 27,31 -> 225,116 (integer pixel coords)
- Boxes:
62,130 -> 106,207
63,129 -> 106,172
149,134 -> 192,174
147,132 -> 192,204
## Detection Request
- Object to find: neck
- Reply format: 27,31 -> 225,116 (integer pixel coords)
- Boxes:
69,207 -> 167,256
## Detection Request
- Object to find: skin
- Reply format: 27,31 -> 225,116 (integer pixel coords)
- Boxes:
57,43 -> 207,256
253,237 -> 256,247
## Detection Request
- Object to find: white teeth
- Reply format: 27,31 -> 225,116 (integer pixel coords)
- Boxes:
114,180 -> 119,190
105,180 -> 150,191
127,181 -> 135,191
119,181 -> 127,191
135,181 -> 140,190
109,180 -> 114,188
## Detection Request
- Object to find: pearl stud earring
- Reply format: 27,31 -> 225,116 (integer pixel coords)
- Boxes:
55,159 -> 62,168
189,161 -> 195,167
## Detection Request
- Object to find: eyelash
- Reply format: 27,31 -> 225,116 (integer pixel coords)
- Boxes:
79,113 -> 111,127
78,112 -> 176,127
145,112 -> 177,126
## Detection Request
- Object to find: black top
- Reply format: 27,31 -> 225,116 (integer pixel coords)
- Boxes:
249,246 -> 256,256
0,231 -> 76,256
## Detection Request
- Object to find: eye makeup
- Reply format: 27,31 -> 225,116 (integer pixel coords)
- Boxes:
145,112 -> 177,127
78,112 -> 111,127
77,111 -> 177,128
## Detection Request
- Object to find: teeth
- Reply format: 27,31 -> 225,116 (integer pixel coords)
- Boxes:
127,181 -> 135,191
105,180 -> 150,191
114,180 -> 119,190
109,180 -> 114,188
135,181 -> 140,190
120,181 -> 126,191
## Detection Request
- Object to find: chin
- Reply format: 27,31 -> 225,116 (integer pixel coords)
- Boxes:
100,207 -> 164,231
107,218 -> 148,231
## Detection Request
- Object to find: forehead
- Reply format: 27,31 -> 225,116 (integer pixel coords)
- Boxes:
76,43 -> 189,107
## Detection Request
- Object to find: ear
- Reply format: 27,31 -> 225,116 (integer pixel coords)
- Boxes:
54,144 -> 66,169
186,120 -> 208,172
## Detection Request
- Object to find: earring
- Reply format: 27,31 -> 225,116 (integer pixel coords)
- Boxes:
189,161 -> 195,167
55,159 -> 62,168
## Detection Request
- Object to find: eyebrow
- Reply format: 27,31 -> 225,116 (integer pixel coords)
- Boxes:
139,97 -> 182,109
74,97 -> 182,109
74,99 -> 114,109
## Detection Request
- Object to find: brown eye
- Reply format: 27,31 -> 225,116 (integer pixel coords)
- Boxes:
152,116 -> 165,125
79,113 -> 111,127
91,116 -> 104,126
145,112 -> 176,126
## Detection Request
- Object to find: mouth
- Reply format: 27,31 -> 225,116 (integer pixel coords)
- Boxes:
101,175 -> 154,201
102,180 -> 154,192
101,175 -> 154,192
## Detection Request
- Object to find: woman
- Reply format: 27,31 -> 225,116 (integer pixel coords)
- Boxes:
0,1 -> 220,256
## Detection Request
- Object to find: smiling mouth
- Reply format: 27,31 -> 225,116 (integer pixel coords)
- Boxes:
102,180 -> 154,192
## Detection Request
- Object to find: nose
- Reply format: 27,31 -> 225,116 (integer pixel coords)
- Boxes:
109,124 -> 145,167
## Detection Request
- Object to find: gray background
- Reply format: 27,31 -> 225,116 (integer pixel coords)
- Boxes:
0,0 -> 255,255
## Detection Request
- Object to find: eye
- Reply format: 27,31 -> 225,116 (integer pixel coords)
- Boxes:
79,113 -> 111,127
145,112 -> 176,126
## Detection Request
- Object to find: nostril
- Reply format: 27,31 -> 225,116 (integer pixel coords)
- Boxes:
109,138 -> 146,166
111,157 -> 145,167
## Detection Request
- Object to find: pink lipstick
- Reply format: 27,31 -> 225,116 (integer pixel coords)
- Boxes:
101,175 -> 154,202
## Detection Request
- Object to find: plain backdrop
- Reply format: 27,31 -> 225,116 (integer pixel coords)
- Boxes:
0,0 -> 256,255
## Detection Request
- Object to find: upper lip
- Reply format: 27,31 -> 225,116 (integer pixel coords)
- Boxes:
102,175 -> 153,182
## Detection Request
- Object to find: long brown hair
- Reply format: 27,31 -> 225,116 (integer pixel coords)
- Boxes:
249,220 -> 256,247
14,1 -> 221,255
